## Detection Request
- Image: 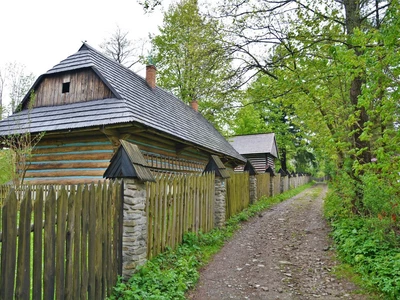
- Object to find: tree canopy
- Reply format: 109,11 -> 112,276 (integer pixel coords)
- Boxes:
151,0 -> 241,131
217,0 -> 399,213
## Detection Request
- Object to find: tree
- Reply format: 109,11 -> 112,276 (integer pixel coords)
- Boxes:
6,62 -> 35,113
216,0 -> 398,212
151,0 -> 241,131
100,26 -> 148,69
1,92 -> 44,187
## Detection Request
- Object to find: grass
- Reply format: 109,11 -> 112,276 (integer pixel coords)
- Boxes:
109,182 -> 314,300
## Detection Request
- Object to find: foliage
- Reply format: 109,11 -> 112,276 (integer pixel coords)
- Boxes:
233,73 -> 318,173
110,182 -> 313,299
151,0 -> 240,131
325,178 -> 400,298
0,149 -> 13,184
328,216 -> 400,298
0,92 -> 44,186
216,0 -> 399,212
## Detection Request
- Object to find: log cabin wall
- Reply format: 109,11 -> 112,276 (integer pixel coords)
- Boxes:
27,132 -> 114,184
30,69 -> 114,108
240,153 -> 276,173
26,127 -> 212,184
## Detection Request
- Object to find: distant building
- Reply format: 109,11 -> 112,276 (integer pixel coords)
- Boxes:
229,133 -> 279,173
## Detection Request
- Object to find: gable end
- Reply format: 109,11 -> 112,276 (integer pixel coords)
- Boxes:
26,68 -> 115,109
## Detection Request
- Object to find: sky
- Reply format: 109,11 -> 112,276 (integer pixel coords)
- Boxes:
0,0 -> 171,107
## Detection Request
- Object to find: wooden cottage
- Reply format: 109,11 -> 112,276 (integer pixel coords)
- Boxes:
0,43 -> 245,184
229,133 -> 279,173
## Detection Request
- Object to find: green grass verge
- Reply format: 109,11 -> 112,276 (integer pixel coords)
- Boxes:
109,182 -> 314,300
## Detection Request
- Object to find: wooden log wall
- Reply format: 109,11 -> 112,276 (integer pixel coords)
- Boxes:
29,69 -> 114,108
25,125 -> 223,184
27,133 -> 114,185
239,154 -> 276,173
146,173 -> 215,259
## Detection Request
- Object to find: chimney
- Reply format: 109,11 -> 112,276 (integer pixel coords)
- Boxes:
191,100 -> 198,112
146,65 -> 157,89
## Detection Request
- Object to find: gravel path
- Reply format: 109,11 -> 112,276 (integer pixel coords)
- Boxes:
187,184 -> 369,300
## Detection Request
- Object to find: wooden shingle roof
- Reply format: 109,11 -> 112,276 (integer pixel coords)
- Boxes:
229,133 -> 279,158
0,43 -> 245,163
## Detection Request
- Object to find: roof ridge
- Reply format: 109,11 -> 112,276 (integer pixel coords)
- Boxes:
80,42 -> 150,84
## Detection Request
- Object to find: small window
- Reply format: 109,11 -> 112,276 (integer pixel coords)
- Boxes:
62,82 -> 70,93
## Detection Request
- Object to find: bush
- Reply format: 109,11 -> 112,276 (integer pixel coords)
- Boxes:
330,217 -> 400,298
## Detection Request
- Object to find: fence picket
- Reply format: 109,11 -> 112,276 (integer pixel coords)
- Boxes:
44,188 -> 56,300
74,184 -> 83,299
81,185 -> 89,300
65,187 -> 76,300
15,190 -> 32,300
33,188 -> 44,300
88,183 -> 96,299
56,188 -> 68,299
1,190 -> 18,299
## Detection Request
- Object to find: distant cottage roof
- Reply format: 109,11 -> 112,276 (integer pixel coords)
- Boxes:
228,133 -> 279,158
0,43 -> 245,163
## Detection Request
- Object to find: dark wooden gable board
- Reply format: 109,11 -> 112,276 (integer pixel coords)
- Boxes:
104,141 -> 155,182
203,155 -> 230,178
265,166 -> 275,175
243,160 -> 257,175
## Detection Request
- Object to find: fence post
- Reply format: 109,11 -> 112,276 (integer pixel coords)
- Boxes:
244,161 -> 257,204
249,175 -> 257,204
121,178 -> 148,278
203,155 -> 231,228
214,177 -> 227,228
103,141 -> 156,279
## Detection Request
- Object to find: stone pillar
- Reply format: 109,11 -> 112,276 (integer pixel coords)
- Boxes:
214,177 -> 226,228
270,174 -> 275,196
249,175 -> 257,204
122,179 -> 148,278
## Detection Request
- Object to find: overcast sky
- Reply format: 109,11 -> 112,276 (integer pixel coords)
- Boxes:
0,0 -> 171,107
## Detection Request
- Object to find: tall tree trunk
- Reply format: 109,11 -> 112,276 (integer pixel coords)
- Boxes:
344,0 -> 371,213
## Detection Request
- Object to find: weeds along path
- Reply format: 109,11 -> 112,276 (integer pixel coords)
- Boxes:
187,184 -> 368,300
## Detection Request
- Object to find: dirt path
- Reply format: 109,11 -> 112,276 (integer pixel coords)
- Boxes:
187,184 -> 369,300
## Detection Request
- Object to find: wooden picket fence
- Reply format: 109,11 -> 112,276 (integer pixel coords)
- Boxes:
256,173 -> 270,199
0,181 -> 123,300
272,173 -> 281,196
146,172 -> 215,259
226,172 -> 250,220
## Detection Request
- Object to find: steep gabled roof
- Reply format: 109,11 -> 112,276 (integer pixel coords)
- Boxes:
0,43 -> 245,162
228,133 -> 279,158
